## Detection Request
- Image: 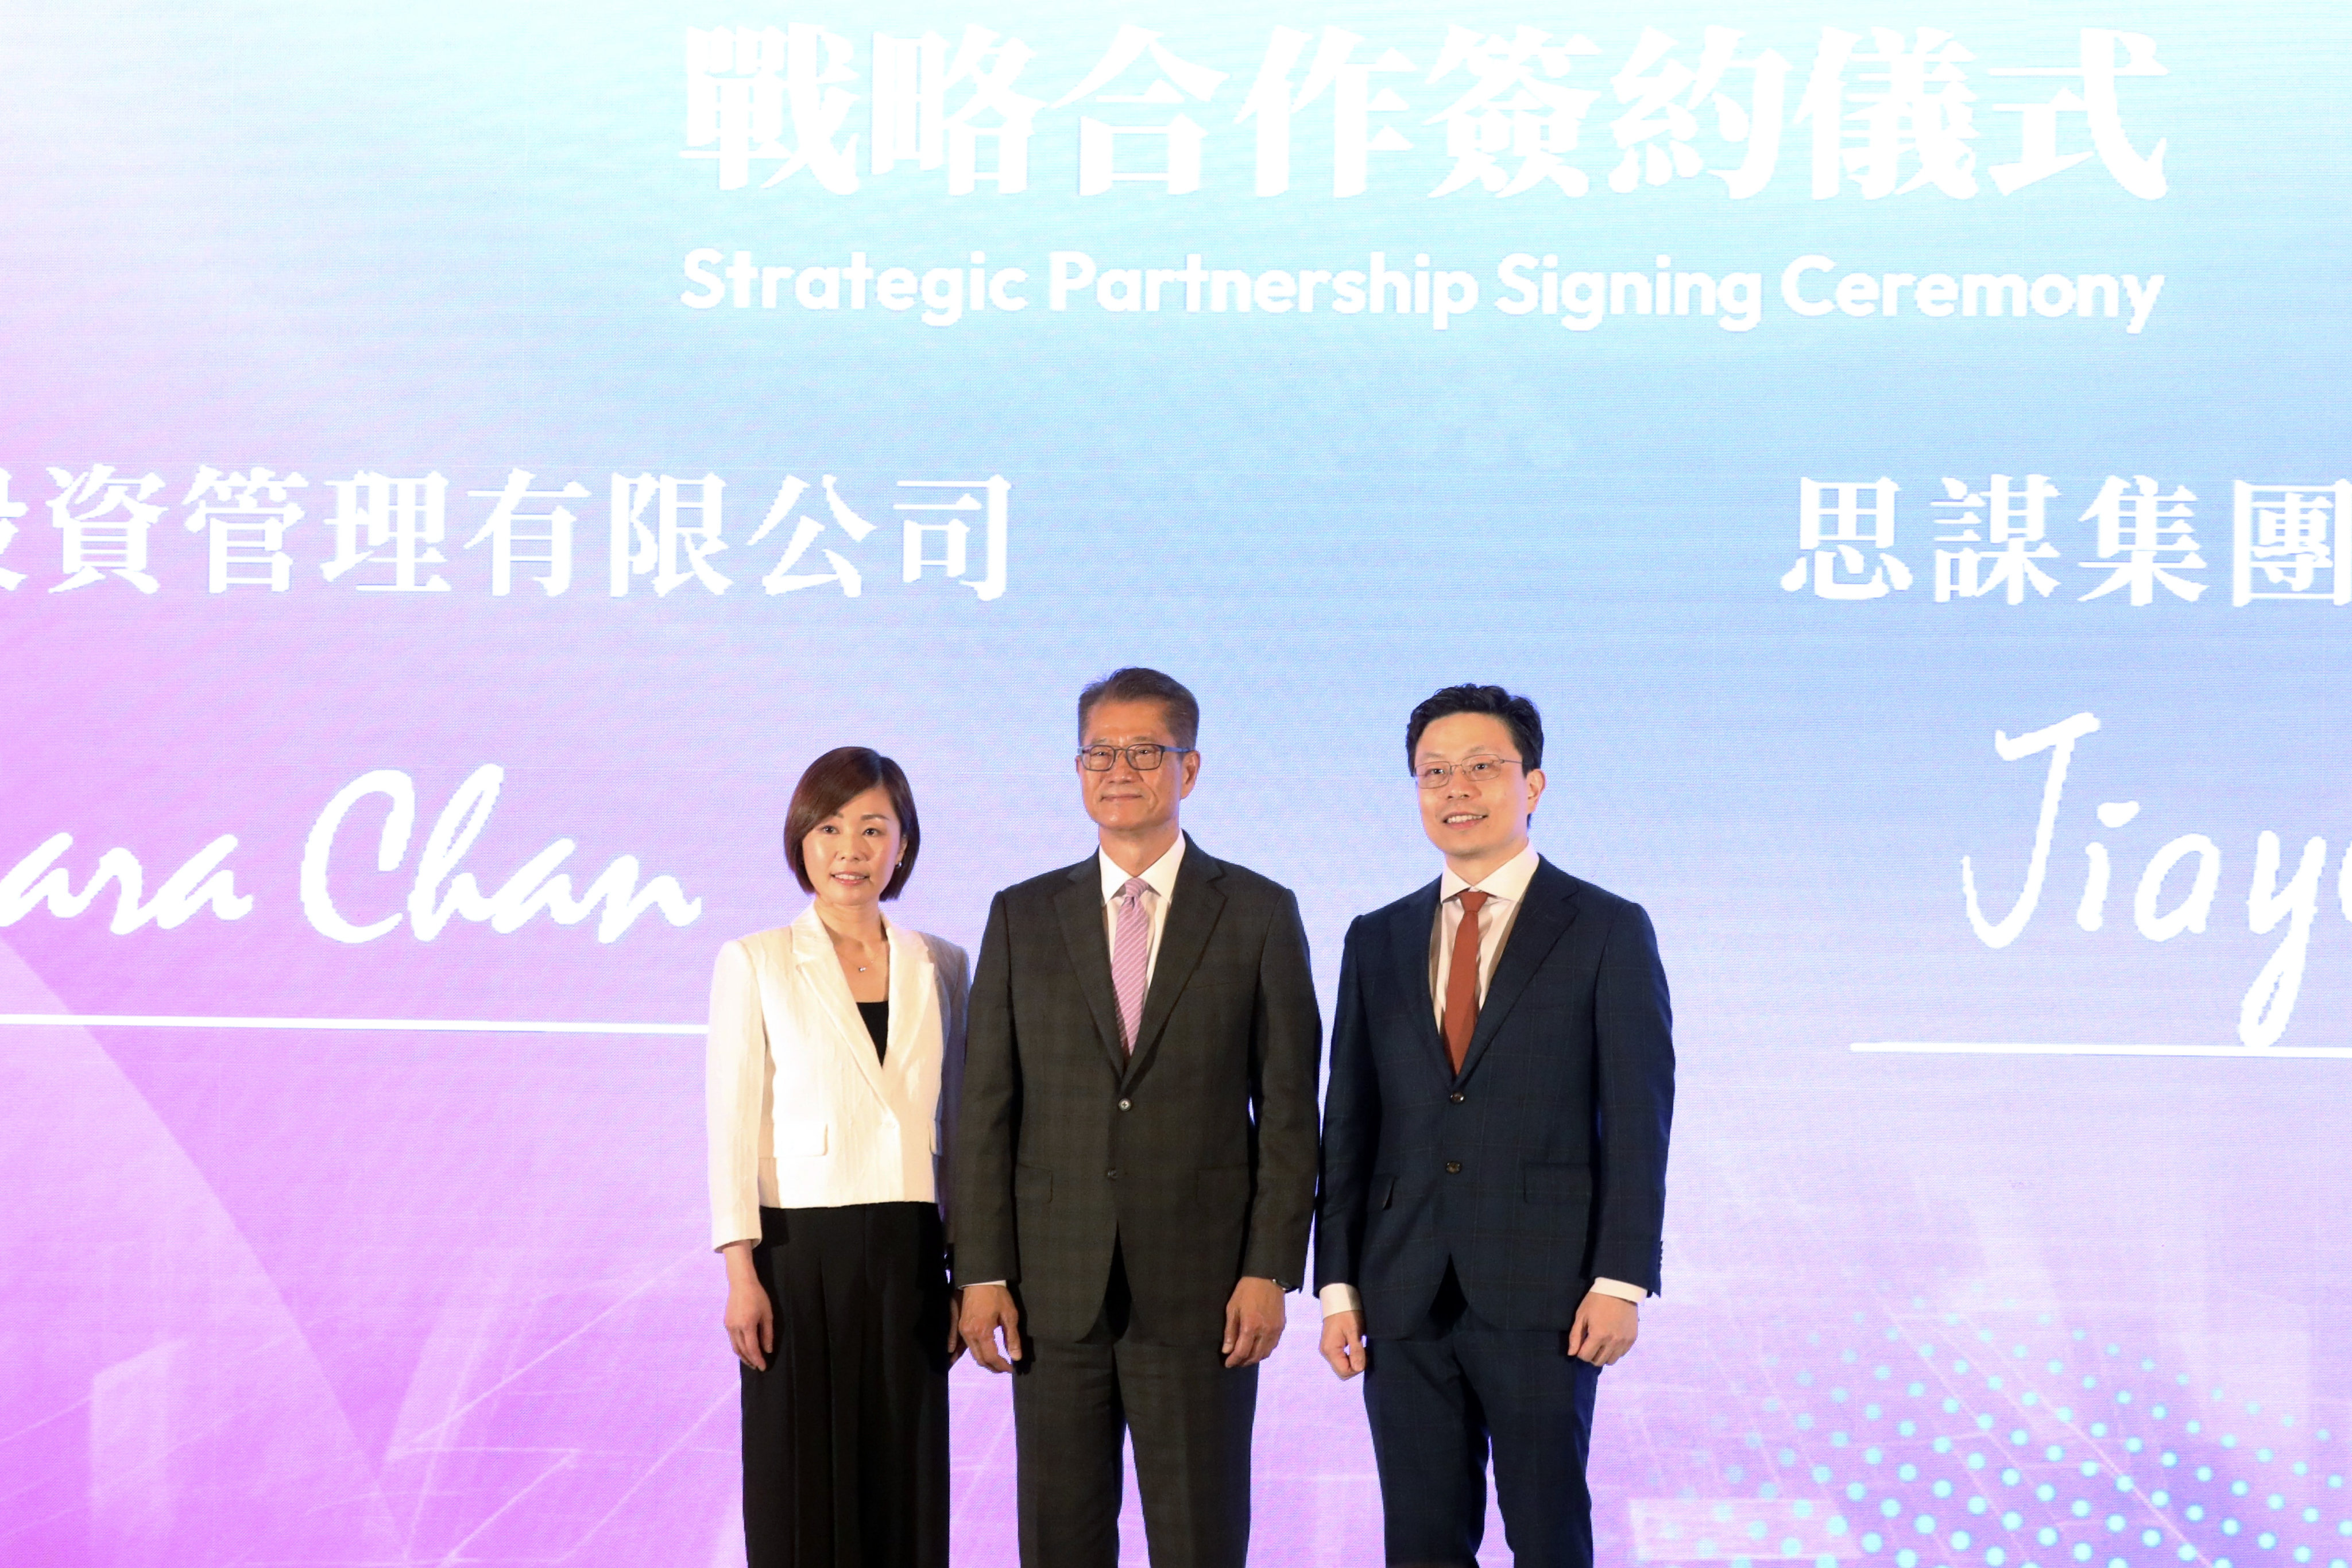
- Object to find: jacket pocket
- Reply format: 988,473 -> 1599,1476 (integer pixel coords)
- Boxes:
776,1119 -> 828,1157
1522,1162 -> 1591,1203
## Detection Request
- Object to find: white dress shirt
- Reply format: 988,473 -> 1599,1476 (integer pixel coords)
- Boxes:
1099,835 -> 1185,982
706,907 -> 968,1251
1428,841 -> 1544,1029
1321,842 -> 1648,1317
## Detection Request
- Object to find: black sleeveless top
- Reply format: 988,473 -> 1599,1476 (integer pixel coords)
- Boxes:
856,998 -> 889,1065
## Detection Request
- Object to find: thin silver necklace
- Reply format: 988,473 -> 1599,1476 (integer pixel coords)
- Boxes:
830,902 -> 893,972
835,877 -> 896,973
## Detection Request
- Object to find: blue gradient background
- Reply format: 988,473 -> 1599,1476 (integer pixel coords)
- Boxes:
2,3 -> 2349,1565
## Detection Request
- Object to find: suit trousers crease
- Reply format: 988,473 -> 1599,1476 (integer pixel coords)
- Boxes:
741,1202 -> 950,1568
1013,1242 -> 1258,1568
1362,1263 -> 1601,1568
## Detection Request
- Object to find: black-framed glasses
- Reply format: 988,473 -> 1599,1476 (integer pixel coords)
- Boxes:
1414,757 -> 1521,790
1078,744 -> 1193,772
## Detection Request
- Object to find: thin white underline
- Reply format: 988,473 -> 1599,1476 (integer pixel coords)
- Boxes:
1851,1040 -> 2352,1059
0,1013 -> 705,1035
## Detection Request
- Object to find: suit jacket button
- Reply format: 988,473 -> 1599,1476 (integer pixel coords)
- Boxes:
1118,1099 -> 1131,1111
1444,1160 -> 1463,1174
1107,1168 -> 1120,1180
1448,1092 -> 1465,1104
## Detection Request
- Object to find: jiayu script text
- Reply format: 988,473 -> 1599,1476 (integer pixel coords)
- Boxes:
0,766 -> 702,945
1963,714 -> 2342,1048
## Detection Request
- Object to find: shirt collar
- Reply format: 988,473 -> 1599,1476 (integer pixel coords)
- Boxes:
1438,841 -> 1542,905
1100,834 -> 1186,907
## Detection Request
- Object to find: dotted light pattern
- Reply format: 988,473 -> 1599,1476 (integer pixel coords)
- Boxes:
1627,1304 -> 2349,1567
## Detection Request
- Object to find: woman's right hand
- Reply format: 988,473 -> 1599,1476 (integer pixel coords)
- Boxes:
722,1244 -> 775,1372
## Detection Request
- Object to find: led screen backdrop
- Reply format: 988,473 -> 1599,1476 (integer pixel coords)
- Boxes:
3,3 -> 2350,1565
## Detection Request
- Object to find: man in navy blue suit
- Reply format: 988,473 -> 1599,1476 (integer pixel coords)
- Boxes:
1315,683 -> 1674,1568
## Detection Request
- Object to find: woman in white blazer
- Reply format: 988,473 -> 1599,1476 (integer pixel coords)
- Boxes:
708,746 -> 968,1568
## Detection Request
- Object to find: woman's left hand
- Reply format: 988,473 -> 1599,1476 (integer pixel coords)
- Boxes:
721,1243 -> 774,1372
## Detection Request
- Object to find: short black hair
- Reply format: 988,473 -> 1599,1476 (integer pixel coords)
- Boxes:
783,746 -> 920,900
1077,667 -> 1200,750
1405,684 -> 1544,772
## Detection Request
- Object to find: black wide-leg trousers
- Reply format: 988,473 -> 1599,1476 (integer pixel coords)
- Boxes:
741,1202 -> 950,1568
1363,1264 -> 1603,1568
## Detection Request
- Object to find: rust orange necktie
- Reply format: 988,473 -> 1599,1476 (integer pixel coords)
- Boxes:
1443,889 -> 1491,1074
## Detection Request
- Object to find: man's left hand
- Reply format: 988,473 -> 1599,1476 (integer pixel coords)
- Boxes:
1564,1291 -> 1638,1366
1223,1277 -> 1287,1369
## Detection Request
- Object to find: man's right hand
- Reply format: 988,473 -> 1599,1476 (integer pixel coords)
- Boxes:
1320,1308 -> 1369,1380
960,1283 -> 1024,1373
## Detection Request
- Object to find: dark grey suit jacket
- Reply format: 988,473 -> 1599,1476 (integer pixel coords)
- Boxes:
1316,857 -> 1674,1334
953,836 -> 1322,1346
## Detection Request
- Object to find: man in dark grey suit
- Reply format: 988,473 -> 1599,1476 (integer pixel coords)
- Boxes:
956,667 -> 1322,1568
1316,683 -> 1674,1568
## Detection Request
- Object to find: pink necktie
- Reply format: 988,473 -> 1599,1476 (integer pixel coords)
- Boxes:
1111,878 -> 1151,1052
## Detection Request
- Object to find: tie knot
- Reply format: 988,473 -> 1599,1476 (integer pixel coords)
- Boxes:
1120,877 -> 1150,907
1458,889 -> 1491,916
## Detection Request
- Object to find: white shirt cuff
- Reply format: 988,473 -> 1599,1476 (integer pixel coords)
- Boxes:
1322,1278 -> 1643,1316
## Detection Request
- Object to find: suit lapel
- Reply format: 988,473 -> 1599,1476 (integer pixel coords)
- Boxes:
1456,858 -> 1579,1084
881,921 -> 936,1079
1123,837 -> 1226,1086
790,907 -> 891,1106
1053,858 -> 1130,1078
1390,878 -> 1450,1081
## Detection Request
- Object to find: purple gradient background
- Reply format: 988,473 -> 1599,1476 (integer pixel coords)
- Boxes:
5,3 -> 2352,1566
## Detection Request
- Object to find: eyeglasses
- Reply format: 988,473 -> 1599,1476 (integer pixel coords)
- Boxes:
1078,744 -> 1194,772
1414,757 -> 1521,790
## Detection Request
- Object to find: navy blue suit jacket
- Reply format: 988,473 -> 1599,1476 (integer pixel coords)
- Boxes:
1315,857 -> 1674,1335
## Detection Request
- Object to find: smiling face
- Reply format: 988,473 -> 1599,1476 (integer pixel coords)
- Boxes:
1078,696 -> 1200,844
1414,711 -> 1546,881
799,784 -> 904,913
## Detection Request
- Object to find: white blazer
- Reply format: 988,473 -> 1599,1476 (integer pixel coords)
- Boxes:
706,906 -> 969,1250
